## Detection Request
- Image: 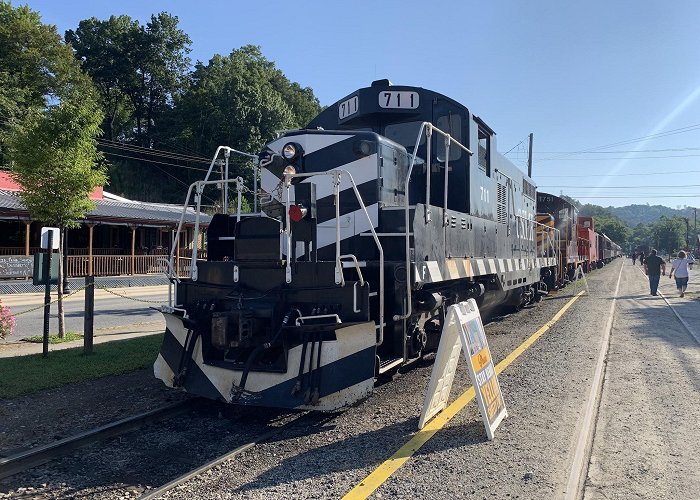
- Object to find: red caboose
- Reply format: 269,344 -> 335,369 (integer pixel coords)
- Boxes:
576,216 -> 598,272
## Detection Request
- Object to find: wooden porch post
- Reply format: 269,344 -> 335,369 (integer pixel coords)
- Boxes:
88,224 -> 94,276
175,229 -> 180,276
131,226 -> 136,275
24,221 -> 30,256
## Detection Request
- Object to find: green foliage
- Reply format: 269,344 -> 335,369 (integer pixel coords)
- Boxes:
0,1 -> 85,166
608,204 -> 696,227
7,87 -> 107,228
159,45 -> 321,185
577,201 -> 630,248
649,216 -> 686,254
161,45 -> 319,154
24,332 -> 83,343
66,12 -> 192,144
594,215 -> 630,248
0,334 -> 163,398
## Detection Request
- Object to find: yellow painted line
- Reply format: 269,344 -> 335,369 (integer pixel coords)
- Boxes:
342,290 -> 586,500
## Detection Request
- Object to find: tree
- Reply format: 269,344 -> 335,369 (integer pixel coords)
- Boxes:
0,1 -> 86,166
595,215 -> 630,249
8,86 -> 107,338
159,45 -> 321,196
650,216 -> 685,256
66,12 -> 192,145
63,15 -> 138,141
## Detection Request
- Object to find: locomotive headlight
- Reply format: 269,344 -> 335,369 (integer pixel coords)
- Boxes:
283,165 -> 297,175
353,139 -> 375,157
282,142 -> 302,160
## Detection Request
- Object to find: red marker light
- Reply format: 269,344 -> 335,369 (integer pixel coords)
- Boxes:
289,204 -> 307,222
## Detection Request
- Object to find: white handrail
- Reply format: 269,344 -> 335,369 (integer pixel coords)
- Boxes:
167,146 -> 258,283
280,169 -> 385,346
339,254 -> 365,286
169,177 -> 250,283
395,122 -> 473,321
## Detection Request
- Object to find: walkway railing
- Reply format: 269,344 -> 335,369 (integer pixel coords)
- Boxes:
63,254 -> 202,277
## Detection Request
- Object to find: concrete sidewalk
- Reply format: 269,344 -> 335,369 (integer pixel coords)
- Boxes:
0,285 -> 168,358
1,284 -> 169,308
631,258 -> 700,342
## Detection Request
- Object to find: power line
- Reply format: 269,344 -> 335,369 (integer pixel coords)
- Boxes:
536,169 -> 700,178
537,154 -> 700,161
102,151 -> 210,172
538,122 -> 700,161
534,147 -> 700,154
97,139 -> 212,164
539,184 -> 700,189
562,195 -> 699,199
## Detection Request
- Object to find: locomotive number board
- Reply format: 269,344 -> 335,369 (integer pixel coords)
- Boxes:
378,91 -> 419,109
338,95 -> 359,120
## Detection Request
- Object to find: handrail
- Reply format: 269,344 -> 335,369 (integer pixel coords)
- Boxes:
281,169 -> 385,346
395,122 -> 473,321
338,254 -> 365,286
156,257 -> 178,307
167,146 -> 259,285
533,220 -> 561,262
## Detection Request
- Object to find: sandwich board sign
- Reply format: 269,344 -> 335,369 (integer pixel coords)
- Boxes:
418,299 -> 507,440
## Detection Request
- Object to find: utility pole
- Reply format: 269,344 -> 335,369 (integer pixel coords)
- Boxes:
527,133 -> 534,178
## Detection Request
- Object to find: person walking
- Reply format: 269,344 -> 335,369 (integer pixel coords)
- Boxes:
632,252 -> 637,265
643,249 -> 665,296
669,250 -> 695,298
638,252 -> 645,266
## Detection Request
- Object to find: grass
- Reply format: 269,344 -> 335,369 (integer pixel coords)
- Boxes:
0,334 -> 164,399
23,332 -> 83,344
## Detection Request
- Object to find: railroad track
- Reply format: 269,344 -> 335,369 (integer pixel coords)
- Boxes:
138,411 -> 323,500
1,398 -> 335,499
0,399 -> 195,481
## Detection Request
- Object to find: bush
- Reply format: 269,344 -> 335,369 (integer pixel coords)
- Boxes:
0,299 -> 16,339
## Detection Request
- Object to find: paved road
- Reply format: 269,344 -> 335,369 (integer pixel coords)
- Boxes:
1,285 -> 168,341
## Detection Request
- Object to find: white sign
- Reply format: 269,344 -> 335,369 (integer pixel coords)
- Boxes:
419,299 -> 507,440
378,91 -> 419,109
338,95 -> 359,120
41,227 -> 60,250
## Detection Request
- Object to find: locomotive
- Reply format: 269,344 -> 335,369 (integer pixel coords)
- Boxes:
154,80 -> 559,410
536,192 -> 621,288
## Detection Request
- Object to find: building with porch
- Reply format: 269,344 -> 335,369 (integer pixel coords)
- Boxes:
0,172 -> 210,279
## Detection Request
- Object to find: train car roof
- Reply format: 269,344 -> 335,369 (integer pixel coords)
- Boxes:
306,80 -> 492,132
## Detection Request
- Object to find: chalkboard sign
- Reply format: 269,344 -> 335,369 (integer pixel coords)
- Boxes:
0,255 -> 34,278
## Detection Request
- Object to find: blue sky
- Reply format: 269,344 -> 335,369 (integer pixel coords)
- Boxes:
21,0 -> 700,209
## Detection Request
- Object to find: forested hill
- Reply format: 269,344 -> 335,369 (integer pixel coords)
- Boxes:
605,205 -> 696,227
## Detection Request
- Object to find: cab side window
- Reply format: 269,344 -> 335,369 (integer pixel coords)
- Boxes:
478,126 -> 490,176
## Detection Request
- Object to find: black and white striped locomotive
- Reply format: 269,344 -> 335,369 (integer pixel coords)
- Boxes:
154,80 -> 556,410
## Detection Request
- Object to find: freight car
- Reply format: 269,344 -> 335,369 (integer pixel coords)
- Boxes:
536,192 -> 583,286
577,216 -> 598,272
597,233 -> 621,264
154,80 -> 557,410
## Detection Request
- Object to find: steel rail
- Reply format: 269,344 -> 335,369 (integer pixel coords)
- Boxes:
0,400 -> 194,480
138,412 -> 316,500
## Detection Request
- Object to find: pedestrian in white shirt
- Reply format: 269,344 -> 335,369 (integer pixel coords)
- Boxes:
669,250 -> 694,297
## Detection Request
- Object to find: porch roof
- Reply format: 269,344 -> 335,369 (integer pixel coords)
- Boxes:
0,190 -> 211,227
